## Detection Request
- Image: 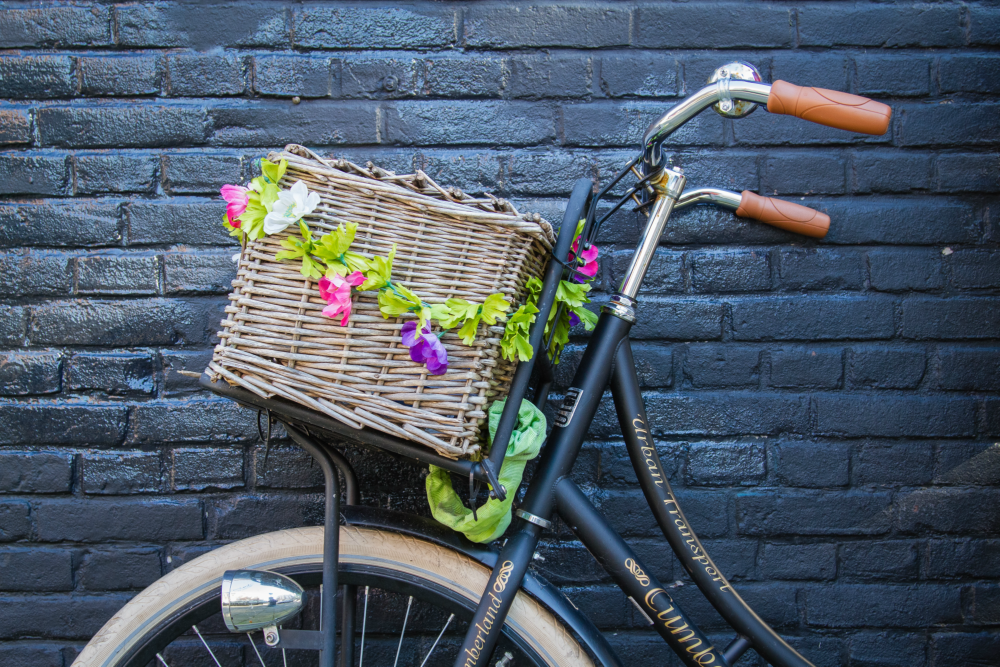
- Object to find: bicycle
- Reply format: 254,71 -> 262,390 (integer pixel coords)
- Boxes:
72,61 -> 891,667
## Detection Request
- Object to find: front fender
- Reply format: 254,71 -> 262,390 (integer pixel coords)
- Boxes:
343,505 -> 622,667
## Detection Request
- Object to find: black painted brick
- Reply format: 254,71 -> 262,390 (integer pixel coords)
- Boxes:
0,108 -> 32,145
76,253 -> 160,295
207,100 -> 378,147
902,297 -> 1000,340
643,392 -> 809,437
948,250 -> 1000,289
628,297 -> 723,341
598,53 -> 679,99
31,298 -> 216,347
737,489 -> 892,536
937,153 -> 1000,193
817,394 -> 976,438
388,101 -> 555,146
683,344 -> 760,388
774,441 -> 850,488
423,55 -> 506,99
938,347 -> 1000,392
0,451 -> 72,494
806,583 -> 962,628
777,248 -> 864,291
930,632 -> 1000,666
65,352 -> 156,397
0,548 -> 72,591
848,346 -> 927,390
77,547 -> 162,591
635,4 -> 793,49
685,441 -> 765,486
0,643 -> 63,667
37,104 -> 208,149
730,295 -> 895,341
770,347 -> 843,389
0,405 -> 127,445
171,447 -> 244,491
771,52 -> 850,92
207,494 -> 322,540
900,103 -> 1000,147
74,153 -> 159,195
0,200 -> 122,248
129,399 -> 257,445
296,5 -> 456,49
0,153 -> 70,196
854,54 -> 932,97
798,4 -> 964,47
81,451 -> 161,495
970,6 -> 1000,46
166,54 -> 247,97
127,198 -> 236,246
868,248 -> 944,292
689,248 -> 770,293
163,250 -> 237,294
939,55 -> 1000,95
840,541 -> 919,581
161,350 -> 213,396
853,440 -> 934,487
0,55 -> 75,99
763,152 -> 847,195
564,101 -> 723,147
823,198 -> 978,245
895,488 -> 1000,535
926,539 -> 1000,579
848,631 -> 927,667
509,54 -> 591,99
255,54 -> 336,98
935,441 -> 1000,486
611,248 -> 683,294
0,250 -> 73,297
340,55 -> 421,99
465,5 -> 628,49
116,4 -> 289,48
759,542 -> 836,581
0,350 -> 62,396
0,306 -> 26,347
853,151 -> 932,194
79,55 -> 161,97
0,501 -> 30,542
162,152 -> 243,194
0,6 -> 111,48
34,498 -> 203,542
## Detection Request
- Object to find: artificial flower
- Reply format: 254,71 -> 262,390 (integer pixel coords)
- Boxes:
220,184 -> 249,227
318,271 -> 365,325
263,180 -> 321,235
401,321 -> 448,375
569,238 -> 599,283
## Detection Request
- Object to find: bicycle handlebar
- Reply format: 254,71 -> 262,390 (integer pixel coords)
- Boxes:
767,80 -> 891,135
676,188 -> 830,238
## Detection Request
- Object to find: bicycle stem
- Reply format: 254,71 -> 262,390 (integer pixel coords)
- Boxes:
642,80 -> 771,168
619,166 -> 686,298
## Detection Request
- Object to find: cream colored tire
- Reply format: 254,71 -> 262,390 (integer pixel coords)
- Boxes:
73,525 -> 593,667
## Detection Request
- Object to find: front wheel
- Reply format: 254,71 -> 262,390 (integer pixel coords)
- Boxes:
74,525 -> 593,667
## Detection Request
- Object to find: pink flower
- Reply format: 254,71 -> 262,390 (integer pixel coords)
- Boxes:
570,238 -> 599,283
220,184 -> 249,227
318,271 -> 364,326
400,321 -> 448,375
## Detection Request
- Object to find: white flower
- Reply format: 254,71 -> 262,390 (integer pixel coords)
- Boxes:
263,180 -> 321,235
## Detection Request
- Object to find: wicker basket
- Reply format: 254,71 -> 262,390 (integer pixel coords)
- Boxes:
208,145 -> 554,459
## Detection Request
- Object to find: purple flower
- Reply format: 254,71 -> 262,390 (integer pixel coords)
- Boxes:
568,311 -> 581,328
400,321 -> 449,375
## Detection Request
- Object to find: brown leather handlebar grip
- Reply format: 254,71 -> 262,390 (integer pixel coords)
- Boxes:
767,80 -> 891,136
735,191 -> 830,238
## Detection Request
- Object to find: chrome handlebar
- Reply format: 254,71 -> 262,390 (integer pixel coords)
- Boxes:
642,80 -> 772,168
674,187 -> 742,211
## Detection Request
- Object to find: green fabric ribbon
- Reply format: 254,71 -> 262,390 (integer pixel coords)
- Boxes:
425,399 -> 546,543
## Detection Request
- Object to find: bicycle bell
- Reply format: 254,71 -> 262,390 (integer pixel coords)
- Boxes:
708,61 -> 762,118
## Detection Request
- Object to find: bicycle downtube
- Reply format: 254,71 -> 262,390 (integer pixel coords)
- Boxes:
609,340 -> 815,667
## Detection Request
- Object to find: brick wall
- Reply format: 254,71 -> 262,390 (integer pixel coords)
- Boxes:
1,2 -> 998,665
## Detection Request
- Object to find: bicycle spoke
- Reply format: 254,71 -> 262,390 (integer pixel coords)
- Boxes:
191,624 -> 223,667
418,613 -> 455,667
247,632 -> 267,667
156,654 -> 169,667
392,595 -> 414,667
359,585 -> 369,667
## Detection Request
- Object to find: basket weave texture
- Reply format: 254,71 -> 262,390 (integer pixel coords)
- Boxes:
209,145 -> 554,459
